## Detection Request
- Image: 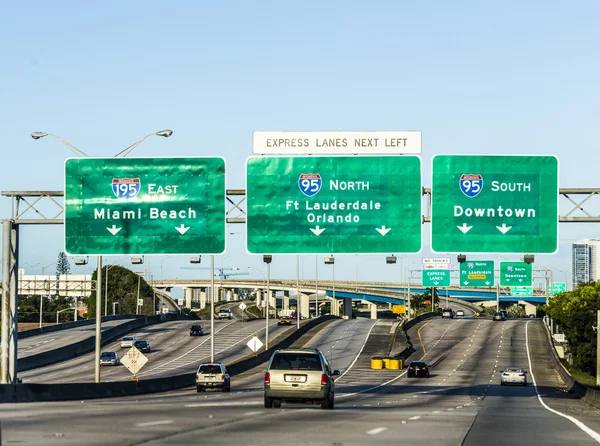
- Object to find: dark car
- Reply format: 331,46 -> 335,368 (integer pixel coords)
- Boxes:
133,340 -> 151,353
190,324 -> 204,336
407,360 -> 430,378
493,312 -> 506,321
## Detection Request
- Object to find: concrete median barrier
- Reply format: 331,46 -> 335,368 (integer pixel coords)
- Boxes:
18,313 -> 190,372
1,315 -> 338,402
18,314 -> 144,339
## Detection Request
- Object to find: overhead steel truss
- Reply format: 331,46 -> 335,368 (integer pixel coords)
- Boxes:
3,188 -> 599,224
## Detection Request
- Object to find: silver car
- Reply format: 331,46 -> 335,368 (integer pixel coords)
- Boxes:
501,367 -> 527,386
120,336 -> 136,348
264,348 -> 339,409
99,351 -> 120,366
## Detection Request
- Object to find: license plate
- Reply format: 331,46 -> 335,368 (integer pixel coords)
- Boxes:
285,375 -> 306,383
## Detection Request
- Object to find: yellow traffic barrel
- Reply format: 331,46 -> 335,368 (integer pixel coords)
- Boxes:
371,356 -> 383,369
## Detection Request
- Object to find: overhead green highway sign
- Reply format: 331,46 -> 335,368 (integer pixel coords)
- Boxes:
459,260 -> 495,287
65,157 -> 226,255
500,262 -> 532,287
510,286 -> 533,296
422,269 -> 451,287
246,156 -> 422,254
431,155 -> 559,254
551,282 -> 567,295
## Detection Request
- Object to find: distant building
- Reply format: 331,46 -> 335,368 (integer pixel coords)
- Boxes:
572,239 -> 600,286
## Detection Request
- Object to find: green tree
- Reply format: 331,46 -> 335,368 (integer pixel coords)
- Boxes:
86,266 -> 155,317
507,304 -> 526,318
544,281 -> 599,375
56,252 -> 71,278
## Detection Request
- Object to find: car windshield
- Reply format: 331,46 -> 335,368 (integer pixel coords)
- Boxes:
270,353 -> 322,371
101,352 -> 115,358
135,341 -> 148,347
199,365 -> 222,374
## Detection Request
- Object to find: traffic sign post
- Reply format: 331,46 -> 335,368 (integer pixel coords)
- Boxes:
459,260 -> 495,287
510,286 -> 533,296
422,269 -> 451,287
500,262 -> 532,286
246,156 -> 422,254
64,157 -> 226,255
431,155 -> 559,253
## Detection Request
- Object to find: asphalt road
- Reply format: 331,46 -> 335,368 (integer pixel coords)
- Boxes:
19,310 -> 291,383
17,318 -> 137,358
3,317 -> 600,445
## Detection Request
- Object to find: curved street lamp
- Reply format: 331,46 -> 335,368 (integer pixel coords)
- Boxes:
113,130 -> 173,157
31,129 -> 173,383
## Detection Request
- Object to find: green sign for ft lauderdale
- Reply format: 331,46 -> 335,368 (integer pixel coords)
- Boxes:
246,156 -> 422,254
64,157 -> 226,255
431,155 -> 559,254
459,260 -> 495,287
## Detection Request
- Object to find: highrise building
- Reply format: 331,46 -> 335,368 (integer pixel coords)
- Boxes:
572,239 -> 600,286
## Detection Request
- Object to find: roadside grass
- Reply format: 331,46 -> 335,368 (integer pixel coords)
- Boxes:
246,305 -> 263,318
563,363 -> 600,391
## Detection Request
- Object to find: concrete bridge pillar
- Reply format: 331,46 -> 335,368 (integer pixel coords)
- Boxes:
283,295 -> 290,310
184,287 -> 193,309
233,292 -> 239,301
299,293 -> 309,320
200,290 -> 207,310
226,290 -> 233,302
269,292 -> 276,310
370,303 -> 378,320
255,290 -> 262,308
521,301 -> 537,316
330,298 -> 339,316
342,298 -> 353,319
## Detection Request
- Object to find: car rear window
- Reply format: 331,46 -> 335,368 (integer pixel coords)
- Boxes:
199,365 -> 222,374
123,337 -> 134,341
505,368 -> 522,373
270,353 -> 322,371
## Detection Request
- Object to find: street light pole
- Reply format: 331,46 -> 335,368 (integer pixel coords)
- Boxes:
210,255 -> 215,363
32,130 -> 172,384
315,255 -> 319,317
296,255 -> 300,329
263,255 -> 272,349
95,255 -> 102,383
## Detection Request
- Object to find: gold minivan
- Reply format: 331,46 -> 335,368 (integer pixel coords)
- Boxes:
264,348 -> 339,409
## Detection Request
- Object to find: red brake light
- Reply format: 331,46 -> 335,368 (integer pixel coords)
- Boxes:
221,375 -> 225,381
321,373 -> 327,385
265,372 -> 270,385
519,373 -> 526,376
196,375 -> 199,380
408,367 -> 414,371
422,367 -> 427,371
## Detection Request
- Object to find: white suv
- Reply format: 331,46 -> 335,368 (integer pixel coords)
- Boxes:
120,336 -> 136,348
196,363 -> 230,393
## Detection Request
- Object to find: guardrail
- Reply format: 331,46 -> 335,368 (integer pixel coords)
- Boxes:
389,312 -> 440,359
18,314 -> 144,339
0,315 -> 338,402
541,317 -> 600,409
18,313 -> 192,372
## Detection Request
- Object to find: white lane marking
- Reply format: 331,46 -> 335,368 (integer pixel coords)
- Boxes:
185,401 -> 262,407
243,411 -> 263,416
366,427 -> 388,435
336,320 -> 378,381
135,420 -> 173,427
409,416 -> 421,420
525,320 -> 600,443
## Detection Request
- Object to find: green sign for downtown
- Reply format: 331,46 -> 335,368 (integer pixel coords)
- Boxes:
246,156 -> 422,254
431,155 -> 559,254
64,157 -> 226,255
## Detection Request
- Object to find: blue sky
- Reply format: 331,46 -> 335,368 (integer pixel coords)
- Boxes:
2,1 -> 599,293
